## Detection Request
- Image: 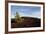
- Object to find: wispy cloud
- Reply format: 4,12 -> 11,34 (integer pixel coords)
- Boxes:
11,5 -> 41,18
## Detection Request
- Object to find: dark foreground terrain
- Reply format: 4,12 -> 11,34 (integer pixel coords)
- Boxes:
11,17 -> 41,28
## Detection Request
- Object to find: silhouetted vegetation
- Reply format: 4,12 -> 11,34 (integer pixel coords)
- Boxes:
11,17 -> 41,28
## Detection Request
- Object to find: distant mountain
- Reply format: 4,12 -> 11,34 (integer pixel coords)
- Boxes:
11,16 -> 41,19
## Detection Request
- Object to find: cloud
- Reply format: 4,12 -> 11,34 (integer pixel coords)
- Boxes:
11,6 -> 41,18
11,11 -> 41,19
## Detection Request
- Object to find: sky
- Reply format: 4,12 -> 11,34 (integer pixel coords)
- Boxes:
11,5 -> 41,18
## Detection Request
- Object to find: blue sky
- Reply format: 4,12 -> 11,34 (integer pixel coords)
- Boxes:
11,5 -> 41,18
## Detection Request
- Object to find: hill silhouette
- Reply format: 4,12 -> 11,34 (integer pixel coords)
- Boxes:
11,17 -> 41,28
